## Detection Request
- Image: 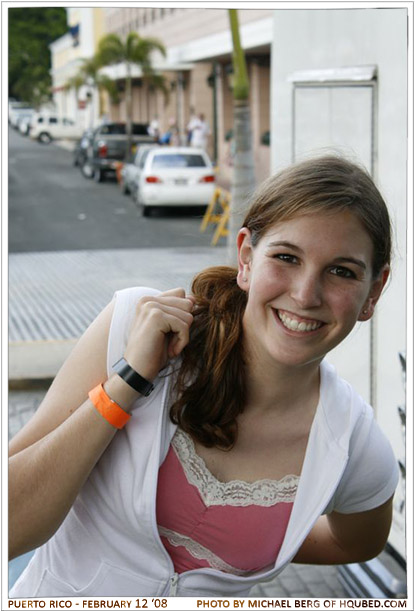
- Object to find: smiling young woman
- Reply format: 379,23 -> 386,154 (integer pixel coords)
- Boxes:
9,156 -> 399,597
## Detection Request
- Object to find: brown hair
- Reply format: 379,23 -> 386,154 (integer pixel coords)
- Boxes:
170,155 -> 392,448
244,155 -> 392,277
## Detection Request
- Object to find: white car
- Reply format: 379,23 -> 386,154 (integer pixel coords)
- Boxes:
120,144 -> 159,198
9,105 -> 34,129
135,146 -> 216,216
30,114 -> 83,143
17,111 -> 36,135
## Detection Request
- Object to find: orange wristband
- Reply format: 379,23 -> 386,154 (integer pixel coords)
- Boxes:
88,383 -> 131,429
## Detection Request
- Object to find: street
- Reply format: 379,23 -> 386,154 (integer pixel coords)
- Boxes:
8,127 -> 217,252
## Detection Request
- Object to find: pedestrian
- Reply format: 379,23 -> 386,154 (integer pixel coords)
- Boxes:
186,107 -> 199,144
190,113 -> 210,149
148,115 -> 160,141
9,155 -> 399,597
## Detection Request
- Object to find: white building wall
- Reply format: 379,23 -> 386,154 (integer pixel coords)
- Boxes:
271,7 -> 408,558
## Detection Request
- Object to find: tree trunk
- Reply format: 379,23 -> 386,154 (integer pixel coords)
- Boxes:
126,62 -> 133,162
227,9 -> 256,265
228,99 -> 256,264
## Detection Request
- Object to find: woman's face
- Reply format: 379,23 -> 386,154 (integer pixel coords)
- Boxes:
237,209 -> 389,372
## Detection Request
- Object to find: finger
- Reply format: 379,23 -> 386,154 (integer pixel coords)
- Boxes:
141,297 -> 194,317
161,315 -> 191,357
160,287 -> 186,298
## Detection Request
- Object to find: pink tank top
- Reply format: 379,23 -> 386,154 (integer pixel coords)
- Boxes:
156,429 -> 299,576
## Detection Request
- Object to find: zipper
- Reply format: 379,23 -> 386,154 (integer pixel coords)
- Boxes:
168,573 -> 179,596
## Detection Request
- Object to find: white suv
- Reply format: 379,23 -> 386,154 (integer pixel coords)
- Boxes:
30,114 -> 82,143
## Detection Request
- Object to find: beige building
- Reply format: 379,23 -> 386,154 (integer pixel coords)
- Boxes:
100,7 -> 274,184
50,8 -> 105,129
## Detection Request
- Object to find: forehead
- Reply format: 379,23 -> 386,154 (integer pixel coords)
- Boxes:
260,210 -> 374,256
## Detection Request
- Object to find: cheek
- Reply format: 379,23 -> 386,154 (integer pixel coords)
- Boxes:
329,290 -> 365,321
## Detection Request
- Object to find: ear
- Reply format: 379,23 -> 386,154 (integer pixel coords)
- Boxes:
358,265 -> 390,321
236,228 -> 253,291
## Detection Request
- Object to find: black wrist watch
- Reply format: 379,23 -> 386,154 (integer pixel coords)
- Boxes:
112,358 -> 155,397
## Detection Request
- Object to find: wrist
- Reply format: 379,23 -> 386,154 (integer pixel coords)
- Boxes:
103,374 -> 140,414
112,357 -> 155,397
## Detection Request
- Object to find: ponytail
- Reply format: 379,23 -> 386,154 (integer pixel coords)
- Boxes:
170,266 -> 247,449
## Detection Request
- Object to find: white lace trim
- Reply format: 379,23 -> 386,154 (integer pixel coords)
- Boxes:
158,526 -> 250,576
172,429 -> 300,507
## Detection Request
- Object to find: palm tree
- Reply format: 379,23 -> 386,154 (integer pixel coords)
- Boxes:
63,72 -> 84,119
79,56 -> 120,125
227,9 -> 256,265
64,57 -> 120,127
96,31 -> 167,159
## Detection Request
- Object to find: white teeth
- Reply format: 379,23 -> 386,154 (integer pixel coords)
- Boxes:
278,311 -> 321,332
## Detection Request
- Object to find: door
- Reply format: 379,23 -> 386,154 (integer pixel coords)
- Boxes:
291,72 -> 376,404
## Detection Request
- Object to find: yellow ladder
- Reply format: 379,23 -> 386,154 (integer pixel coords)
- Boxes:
200,187 -> 230,245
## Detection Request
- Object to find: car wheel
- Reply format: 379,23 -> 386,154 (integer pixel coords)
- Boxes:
142,205 -> 150,217
120,178 -> 130,195
38,132 -> 52,144
81,160 -> 94,179
94,168 -> 105,183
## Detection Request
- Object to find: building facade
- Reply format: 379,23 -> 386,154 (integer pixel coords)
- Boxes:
269,6 -> 408,571
49,8 -> 105,129
99,7 -> 273,183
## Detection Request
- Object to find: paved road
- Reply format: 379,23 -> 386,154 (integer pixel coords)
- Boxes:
8,127 -> 219,252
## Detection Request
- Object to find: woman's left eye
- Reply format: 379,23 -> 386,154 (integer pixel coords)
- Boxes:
329,266 -> 356,279
274,253 -> 298,263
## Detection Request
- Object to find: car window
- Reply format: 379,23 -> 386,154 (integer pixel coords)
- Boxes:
100,123 -> 126,135
49,117 -> 58,124
63,118 -> 74,126
151,154 -> 207,169
100,124 -> 126,135
99,123 -> 149,135
139,149 -> 152,168
132,124 -> 150,135
38,117 -> 44,123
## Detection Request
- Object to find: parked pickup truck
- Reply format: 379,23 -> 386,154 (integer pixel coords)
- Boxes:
82,122 -> 156,182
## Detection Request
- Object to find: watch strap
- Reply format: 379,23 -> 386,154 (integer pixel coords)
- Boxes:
112,357 -> 155,397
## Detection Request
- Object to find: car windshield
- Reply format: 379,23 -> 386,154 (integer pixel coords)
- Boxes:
151,154 -> 207,169
99,123 -> 149,135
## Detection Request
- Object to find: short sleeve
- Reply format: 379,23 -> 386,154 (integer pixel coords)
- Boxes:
327,406 -> 399,514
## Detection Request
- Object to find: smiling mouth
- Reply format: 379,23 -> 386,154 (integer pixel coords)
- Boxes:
276,309 -> 324,332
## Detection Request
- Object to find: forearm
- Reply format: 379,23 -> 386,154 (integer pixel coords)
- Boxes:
292,516 -> 356,565
293,502 -> 392,565
9,375 -> 139,559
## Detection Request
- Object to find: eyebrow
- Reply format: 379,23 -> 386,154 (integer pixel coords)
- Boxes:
267,241 -> 367,270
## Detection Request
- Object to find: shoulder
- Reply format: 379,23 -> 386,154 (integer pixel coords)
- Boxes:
319,360 -> 372,443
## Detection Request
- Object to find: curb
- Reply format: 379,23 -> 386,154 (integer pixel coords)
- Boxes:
9,378 -> 53,391
9,338 -> 77,381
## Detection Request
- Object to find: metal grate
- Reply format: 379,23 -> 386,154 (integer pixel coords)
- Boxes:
9,248 -> 227,342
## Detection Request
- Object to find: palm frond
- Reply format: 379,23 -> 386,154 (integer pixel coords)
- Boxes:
96,34 -> 125,66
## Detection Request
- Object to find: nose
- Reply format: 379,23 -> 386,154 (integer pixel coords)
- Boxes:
290,268 -> 323,310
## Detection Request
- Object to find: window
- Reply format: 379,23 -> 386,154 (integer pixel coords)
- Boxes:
99,123 -> 149,135
48,117 -> 58,124
151,153 -> 207,169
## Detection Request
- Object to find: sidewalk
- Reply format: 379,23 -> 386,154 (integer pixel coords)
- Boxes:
8,245 -> 346,599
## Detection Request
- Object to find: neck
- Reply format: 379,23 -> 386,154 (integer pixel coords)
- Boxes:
243,348 -> 322,416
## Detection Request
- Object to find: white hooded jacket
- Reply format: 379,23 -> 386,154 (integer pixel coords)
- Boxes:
10,287 -> 399,598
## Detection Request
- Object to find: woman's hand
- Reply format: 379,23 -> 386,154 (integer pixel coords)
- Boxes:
124,288 -> 195,382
